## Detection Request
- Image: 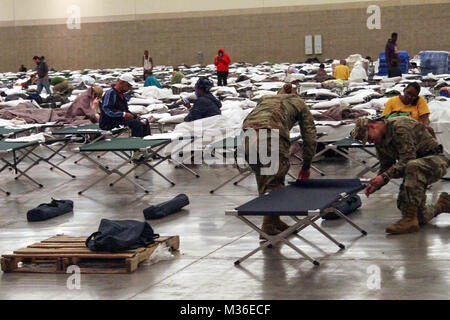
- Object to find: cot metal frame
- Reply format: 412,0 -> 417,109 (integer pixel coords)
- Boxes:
76,138 -> 178,195
135,136 -> 201,179
226,180 -> 368,266
14,137 -> 77,180
313,138 -> 380,178
209,134 -> 324,194
0,141 -> 42,195
51,125 -> 129,167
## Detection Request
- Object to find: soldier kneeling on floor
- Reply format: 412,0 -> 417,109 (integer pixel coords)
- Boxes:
351,116 -> 450,235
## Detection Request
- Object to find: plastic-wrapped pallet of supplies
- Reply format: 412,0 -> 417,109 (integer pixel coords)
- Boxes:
420,51 -> 449,75
378,51 -> 409,76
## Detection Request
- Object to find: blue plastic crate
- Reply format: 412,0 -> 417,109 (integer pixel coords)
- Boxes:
378,51 -> 409,76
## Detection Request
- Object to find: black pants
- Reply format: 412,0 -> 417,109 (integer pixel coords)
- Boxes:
125,119 -> 151,137
217,71 -> 228,86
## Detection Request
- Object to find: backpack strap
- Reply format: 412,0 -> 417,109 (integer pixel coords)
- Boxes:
85,231 -> 101,249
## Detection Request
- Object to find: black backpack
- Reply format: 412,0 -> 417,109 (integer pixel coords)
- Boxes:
86,219 -> 159,252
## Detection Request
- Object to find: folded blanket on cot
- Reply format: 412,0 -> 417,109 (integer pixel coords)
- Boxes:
5,132 -> 52,143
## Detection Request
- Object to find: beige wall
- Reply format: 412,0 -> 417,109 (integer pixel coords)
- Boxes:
0,0 -> 449,72
1,0 -> 384,23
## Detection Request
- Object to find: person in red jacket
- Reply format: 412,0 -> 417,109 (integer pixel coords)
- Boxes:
214,48 -> 231,86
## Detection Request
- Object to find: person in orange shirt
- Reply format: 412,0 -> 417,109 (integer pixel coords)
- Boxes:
333,60 -> 350,80
382,82 -> 430,125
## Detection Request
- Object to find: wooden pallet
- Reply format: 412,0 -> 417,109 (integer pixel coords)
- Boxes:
1,234 -> 179,274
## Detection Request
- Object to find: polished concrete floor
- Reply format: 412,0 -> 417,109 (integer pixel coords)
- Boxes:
0,145 -> 449,300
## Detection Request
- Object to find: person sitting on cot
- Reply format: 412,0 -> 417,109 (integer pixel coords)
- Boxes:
66,86 -> 104,123
99,73 -> 151,137
183,77 -> 222,122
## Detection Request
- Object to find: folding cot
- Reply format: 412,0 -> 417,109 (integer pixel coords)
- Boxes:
313,137 -> 379,178
208,134 -> 324,194
50,124 -> 128,166
0,140 -> 43,195
0,127 -> 33,140
0,123 -> 62,140
226,179 -> 368,266
0,136 -> 78,196
76,136 -> 197,194
139,134 -> 201,179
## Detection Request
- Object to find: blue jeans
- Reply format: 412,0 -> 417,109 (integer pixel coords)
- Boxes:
37,78 -> 52,94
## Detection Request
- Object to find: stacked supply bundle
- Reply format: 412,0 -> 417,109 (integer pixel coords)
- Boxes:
420,51 -> 449,75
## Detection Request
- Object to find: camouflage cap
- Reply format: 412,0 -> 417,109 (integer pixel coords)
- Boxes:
351,118 -> 369,144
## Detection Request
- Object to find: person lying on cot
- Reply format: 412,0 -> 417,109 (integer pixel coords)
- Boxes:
351,116 -> 450,235
242,90 -> 317,237
99,73 -> 151,137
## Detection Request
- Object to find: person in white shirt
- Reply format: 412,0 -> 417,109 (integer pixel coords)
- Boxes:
142,50 -> 154,80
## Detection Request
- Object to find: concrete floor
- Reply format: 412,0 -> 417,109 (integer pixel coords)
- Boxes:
0,145 -> 449,300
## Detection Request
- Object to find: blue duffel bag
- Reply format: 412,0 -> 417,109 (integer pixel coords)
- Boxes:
27,199 -> 73,222
143,194 -> 189,220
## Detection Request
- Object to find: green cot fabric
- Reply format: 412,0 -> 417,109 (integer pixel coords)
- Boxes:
211,135 -> 302,150
332,138 -> 370,148
52,124 -> 100,135
79,138 -> 171,152
0,140 -> 39,152
0,127 -> 31,137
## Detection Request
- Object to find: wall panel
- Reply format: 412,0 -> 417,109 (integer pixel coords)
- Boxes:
0,1 -> 449,72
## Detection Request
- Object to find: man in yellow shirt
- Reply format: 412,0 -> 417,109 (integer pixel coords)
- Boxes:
382,82 -> 430,126
334,60 -> 350,80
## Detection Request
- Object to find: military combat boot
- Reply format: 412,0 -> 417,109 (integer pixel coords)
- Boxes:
386,205 -> 420,235
435,192 -> 450,216
274,217 -> 290,232
260,216 -> 279,240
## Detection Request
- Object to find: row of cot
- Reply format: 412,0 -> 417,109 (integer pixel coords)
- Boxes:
0,122 -> 380,197
0,122 -> 380,267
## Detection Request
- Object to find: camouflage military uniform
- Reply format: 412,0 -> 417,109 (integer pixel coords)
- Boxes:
354,117 -> 450,225
242,94 -> 317,195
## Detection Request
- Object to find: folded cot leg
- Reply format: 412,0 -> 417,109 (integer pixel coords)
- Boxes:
332,208 -> 367,236
42,143 -> 68,161
233,169 -> 252,185
28,149 -> 76,179
234,215 -> 319,266
309,221 -> 345,249
293,154 -> 326,176
97,151 -> 108,159
311,165 -> 326,176
140,162 -> 176,186
108,164 -> 150,193
0,186 -> 10,196
356,162 -> 380,178
287,172 -> 296,180
2,159 -> 43,188
168,158 -> 200,178
77,153 -> 115,194
278,237 -> 320,266
210,170 -> 249,194
233,216 -> 282,265
290,215 -> 344,249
